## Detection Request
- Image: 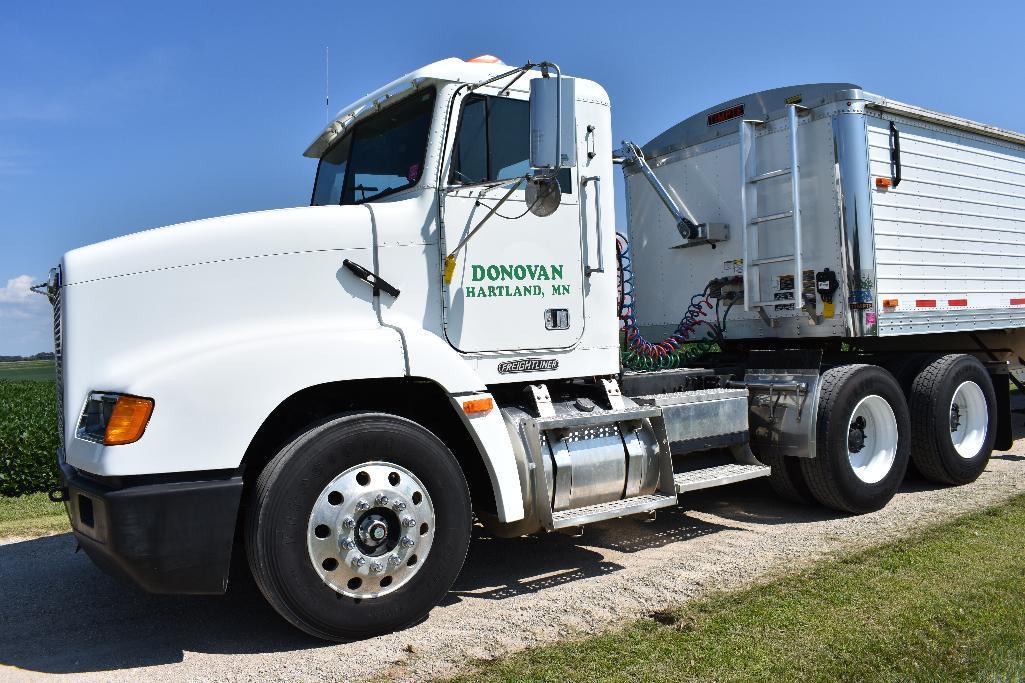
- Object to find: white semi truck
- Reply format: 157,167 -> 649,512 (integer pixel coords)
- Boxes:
39,56 -> 1025,640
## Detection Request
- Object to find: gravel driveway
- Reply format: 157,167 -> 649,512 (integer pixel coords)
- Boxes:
3,406 -> 1025,682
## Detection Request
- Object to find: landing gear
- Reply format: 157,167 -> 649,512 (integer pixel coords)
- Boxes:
246,413 -> 471,641
909,354 -> 996,485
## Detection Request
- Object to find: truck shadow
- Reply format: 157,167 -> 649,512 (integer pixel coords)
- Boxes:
0,507 -> 742,674
0,533 -> 319,674
447,511 -> 740,603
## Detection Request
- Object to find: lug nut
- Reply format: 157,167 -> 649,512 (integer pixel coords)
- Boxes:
389,554 -> 402,566
402,517 -> 416,528
355,499 -> 370,512
369,562 -> 383,573
401,537 -> 415,548
391,501 -> 407,511
350,556 -> 366,568
375,494 -> 389,506
342,517 -> 356,529
341,539 -> 355,550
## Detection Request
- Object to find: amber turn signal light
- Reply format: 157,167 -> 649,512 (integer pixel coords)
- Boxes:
104,396 -> 155,445
462,397 -> 494,415
882,298 -> 899,308
875,177 -> 892,189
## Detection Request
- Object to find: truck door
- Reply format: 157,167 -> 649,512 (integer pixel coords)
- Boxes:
441,93 -> 584,353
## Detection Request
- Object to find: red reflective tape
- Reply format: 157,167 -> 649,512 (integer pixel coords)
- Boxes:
1012,298 -> 1025,305
916,299 -> 936,308
948,299 -> 968,307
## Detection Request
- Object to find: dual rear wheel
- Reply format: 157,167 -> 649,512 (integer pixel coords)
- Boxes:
766,355 -> 996,513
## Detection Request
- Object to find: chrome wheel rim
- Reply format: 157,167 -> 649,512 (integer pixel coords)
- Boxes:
949,381 -> 988,459
307,461 -> 435,599
846,394 -> 898,484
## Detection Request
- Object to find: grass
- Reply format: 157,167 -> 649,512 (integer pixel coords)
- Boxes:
0,491 -> 69,538
0,360 -> 55,382
452,495 -> 1025,683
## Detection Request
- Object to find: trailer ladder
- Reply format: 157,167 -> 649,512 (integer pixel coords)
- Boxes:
739,104 -> 808,321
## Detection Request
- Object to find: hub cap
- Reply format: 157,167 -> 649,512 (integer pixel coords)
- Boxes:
307,462 -> 435,599
949,381 -> 988,459
846,394 -> 898,484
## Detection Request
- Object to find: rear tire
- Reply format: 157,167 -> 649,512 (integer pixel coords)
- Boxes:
245,413 -> 472,641
909,354 -> 996,485
800,365 -> 910,514
760,450 -> 814,504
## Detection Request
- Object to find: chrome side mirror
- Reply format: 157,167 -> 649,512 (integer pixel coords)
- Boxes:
529,70 -> 576,173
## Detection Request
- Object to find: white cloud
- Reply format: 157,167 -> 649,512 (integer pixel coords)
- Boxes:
0,275 -> 40,304
0,275 -> 52,355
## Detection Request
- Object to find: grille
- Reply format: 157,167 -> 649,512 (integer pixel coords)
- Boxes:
52,284 -> 65,449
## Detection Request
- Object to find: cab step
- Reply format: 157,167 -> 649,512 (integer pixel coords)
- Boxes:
673,463 -> 770,493
550,492 -> 678,530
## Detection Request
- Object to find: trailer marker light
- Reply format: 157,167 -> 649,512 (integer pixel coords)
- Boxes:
916,299 -> 936,308
949,299 -> 968,307
462,397 -> 494,415
1012,298 -> 1025,305
104,396 -> 155,445
882,299 -> 898,308
875,177 -> 892,189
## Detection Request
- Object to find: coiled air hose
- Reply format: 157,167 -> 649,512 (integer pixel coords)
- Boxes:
616,233 -> 721,371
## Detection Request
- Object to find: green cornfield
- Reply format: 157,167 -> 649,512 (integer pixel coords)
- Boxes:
0,380 -> 60,497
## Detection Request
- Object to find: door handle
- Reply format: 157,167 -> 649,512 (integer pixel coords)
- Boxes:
342,259 -> 400,298
888,121 -> 902,188
582,175 -> 604,276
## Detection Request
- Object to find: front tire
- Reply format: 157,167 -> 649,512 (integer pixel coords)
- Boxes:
909,354 -> 996,485
245,413 -> 472,641
801,365 -> 911,514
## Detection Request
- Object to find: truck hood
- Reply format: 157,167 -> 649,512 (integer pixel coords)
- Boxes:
62,205 -> 372,285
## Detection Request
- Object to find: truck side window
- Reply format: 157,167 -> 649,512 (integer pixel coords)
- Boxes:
450,94 -> 571,193
452,97 -> 488,184
489,97 -> 530,179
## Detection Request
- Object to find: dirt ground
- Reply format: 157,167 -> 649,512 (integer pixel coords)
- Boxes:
3,405 -> 1024,682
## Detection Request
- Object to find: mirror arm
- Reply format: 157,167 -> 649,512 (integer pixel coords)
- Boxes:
468,62 -> 538,94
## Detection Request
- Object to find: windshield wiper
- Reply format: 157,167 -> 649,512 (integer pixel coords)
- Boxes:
353,183 -> 380,201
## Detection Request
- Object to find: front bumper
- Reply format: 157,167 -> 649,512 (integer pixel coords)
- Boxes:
58,457 -> 244,595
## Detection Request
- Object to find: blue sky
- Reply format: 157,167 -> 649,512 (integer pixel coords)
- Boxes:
2,0 -> 1024,355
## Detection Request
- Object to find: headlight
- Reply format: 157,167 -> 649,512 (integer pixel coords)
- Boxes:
77,392 -> 155,446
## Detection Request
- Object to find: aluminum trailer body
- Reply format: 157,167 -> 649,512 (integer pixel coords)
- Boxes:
626,83 -> 1025,343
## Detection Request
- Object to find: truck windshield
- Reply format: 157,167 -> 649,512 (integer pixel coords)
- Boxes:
312,88 -> 436,206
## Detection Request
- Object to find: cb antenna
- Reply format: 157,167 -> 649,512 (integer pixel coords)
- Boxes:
325,47 -> 330,124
